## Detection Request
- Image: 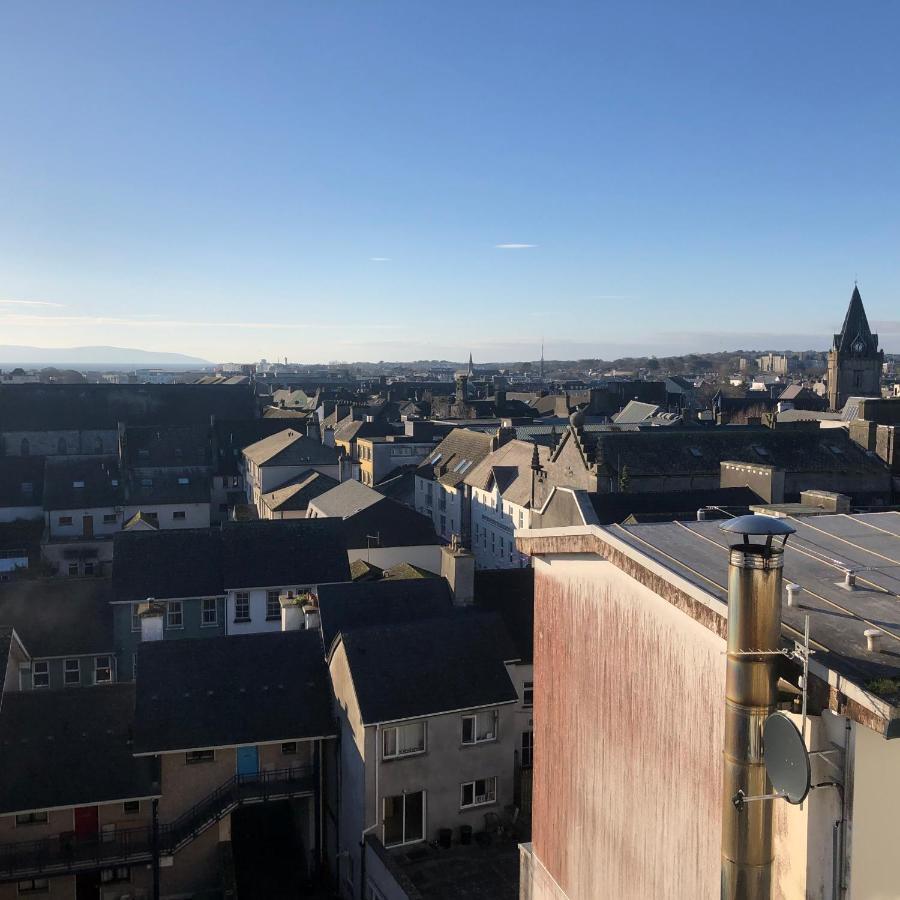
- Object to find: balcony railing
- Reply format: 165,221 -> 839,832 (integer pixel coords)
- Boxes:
0,766 -> 314,881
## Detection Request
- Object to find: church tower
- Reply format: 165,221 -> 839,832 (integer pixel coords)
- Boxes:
827,286 -> 883,411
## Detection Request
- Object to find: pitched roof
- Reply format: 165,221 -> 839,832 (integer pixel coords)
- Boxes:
113,528 -> 224,603
473,568 -> 535,662
308,479 -> 383,519
121,424 -> 212,468
43,455 -> 123,510
834,286 -> 879,355
612,400 -> 661,425
416,428 -> 495,489
382,562 -> 438,580
318,495 -> 439,549
214,418 -> 301,476
123,467 -> 211,505
220,519 -> 350,589
333,419 -> 395,445
0,456 -> 44,509
318,577 -> 454,652
0,684 -> 159,814
0,578 -> 114,657
336,613 -> 519,724
260,470 -> 339,513
242,429 -> 339,467
349,559 -> 384,582
133,630 -> 336,753
463,439 -> 550,508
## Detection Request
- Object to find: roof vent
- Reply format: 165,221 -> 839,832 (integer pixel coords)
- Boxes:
785,582 -> 802,607
864,629 -> 883,653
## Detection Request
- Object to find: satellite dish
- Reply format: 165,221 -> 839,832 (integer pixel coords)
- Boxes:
763,712 -> 811,804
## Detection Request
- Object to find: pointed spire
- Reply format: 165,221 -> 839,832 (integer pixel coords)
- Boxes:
467,352 -> 474,376
834,285 -> 878,354
530,440 -> 542,473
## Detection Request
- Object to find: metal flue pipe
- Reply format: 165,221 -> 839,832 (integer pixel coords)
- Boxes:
718,515 -> 795,900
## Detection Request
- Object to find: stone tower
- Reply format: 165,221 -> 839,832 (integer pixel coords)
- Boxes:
827,286 -> 883,411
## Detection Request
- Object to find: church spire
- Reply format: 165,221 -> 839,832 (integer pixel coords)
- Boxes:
467,352 -> 474,377
834,285 -> 878,355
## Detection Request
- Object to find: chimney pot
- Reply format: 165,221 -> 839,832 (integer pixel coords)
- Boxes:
864,628 -> 882,652
785,582 -> 801,607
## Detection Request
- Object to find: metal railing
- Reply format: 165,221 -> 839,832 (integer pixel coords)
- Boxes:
0,766 -> 314,880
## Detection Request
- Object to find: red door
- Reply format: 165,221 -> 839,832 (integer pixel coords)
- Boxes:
74,806 -> 98,841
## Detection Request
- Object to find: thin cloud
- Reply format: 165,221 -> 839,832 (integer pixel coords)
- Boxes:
370,257 -> 391,262
495,243 -> 537,250
0,299 -> 65,308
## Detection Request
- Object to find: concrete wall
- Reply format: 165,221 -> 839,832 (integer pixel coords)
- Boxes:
415,478 -> 464,544
21,652 -> 116,690
121,501 -> 210,530
527,554 -> 725,900
225,584 -> 313,635
471,487 -> 531,569
1,429 -> 117,457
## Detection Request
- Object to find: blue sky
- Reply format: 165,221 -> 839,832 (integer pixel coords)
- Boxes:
1,2 -> 899,363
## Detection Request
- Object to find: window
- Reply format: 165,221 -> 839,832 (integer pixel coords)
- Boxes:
186,750 -> 215,764
523,681 -> 534,707
94,655 -> 112,684
132,603 -> 141,632
177,477 -> 190,485
64,659 -> 80,686
173,510 -> 186,520
16,878 -> 48,894
521,731 -> 534,768
21,481 -> 33,495
72,480 -> 85,489
59,516 -> 73,526
235,591 -> 250,622
383,721 -> 426,759
99,866 -> 129,883
461,709 -> 498,744
68,562 -> 79,576
518,510 -> 524,528
83,561 -> 94,576
100,823 -> 116,843
383,790 -> 425,847
201,597 -> 218,626
138,448 -> 150,459
103,513 -> 117,524
460,776 -> 497,809
440,515 -> 446,534
281,742 -> 297,755
20,438 -> 30,456
266,590 -> 281,620
32,661 -> 49,689
123,800 -> 140,815
16,812 -> 48,827
141,478 -> 153,488
167,600 -> 183,629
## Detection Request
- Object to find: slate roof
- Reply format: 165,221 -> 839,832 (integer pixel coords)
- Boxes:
332,419 -> 396,445
42,455 -> 123,511
220,519 -> 350,588
588,486 -> 762,524
0,456 -> 45,509
463,439 -> 550,508
322,496 -> 439,550
121,424 -> 212,468
612,401 -> 661,425
0,383 -> 255,432
213,418 -> 295,476
473,568 -> 535,662
123,467 -> 211,505
0,578 -> 114,657
308,480 -> 383,518
349,559 -> 383,582
382,562 -> 437,580
0,684 -> 159,814
336,613 -> 519,725
113,528 -> 224,603
834,286 -> 879,355
260,470 -> 339,513
415,428 -> 494,489
243,429 -> 339,468
133,630 -> 336,753
318,577 -> 454,652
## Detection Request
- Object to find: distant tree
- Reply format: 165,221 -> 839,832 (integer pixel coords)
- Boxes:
618,465 -> 631,493
646,357 -> 660,372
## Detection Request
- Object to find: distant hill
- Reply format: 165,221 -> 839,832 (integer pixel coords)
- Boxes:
0,345 -> 210,367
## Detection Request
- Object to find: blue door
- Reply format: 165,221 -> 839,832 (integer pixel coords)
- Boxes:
236,745 -> 259,776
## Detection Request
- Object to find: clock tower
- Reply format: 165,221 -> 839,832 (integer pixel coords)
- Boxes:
826,286 -> 883,411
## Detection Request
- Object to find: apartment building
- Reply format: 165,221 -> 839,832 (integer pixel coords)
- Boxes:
357,435 -> 438,488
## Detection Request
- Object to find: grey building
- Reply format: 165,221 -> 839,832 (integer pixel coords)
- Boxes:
827,286 -> 883,411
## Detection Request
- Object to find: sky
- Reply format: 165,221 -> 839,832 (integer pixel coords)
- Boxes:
1,2 -> 900,364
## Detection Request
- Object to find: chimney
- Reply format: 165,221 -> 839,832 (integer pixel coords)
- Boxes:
280,590 -> 318,631
441,536 -> 475,606
491,425 -> 515,452
864,628 -> 883,653
718,515 -> 795,900
138,599 -> 166,642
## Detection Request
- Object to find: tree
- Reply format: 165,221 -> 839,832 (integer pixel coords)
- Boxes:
618,465 -> 631,493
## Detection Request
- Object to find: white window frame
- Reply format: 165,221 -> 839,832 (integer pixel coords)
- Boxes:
382,721 -> 426,760
382,790 -> 426,848
15,812 -> 48,827
265,589 -> 281,621
460,776 -> 497,809
185,749 -> 215,765
32,661 -> 49,689
523,681 -> 534,707
172,510 -> 186,520
131,603 -> 141,632
63,658 -> 80,686
94,655 -> 112,684
235,591 -> 250,622
16,877 -> 49,894
201,597 -> 218,627
521,730 -> 534,768
461,709 -> 498,745
166,600 -> 183,629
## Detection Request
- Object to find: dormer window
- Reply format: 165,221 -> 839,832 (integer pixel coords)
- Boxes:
21,482 -> 33,494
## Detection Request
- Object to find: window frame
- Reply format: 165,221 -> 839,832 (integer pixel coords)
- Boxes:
461,709 -> 498,745
166,600 -> 183,630
382,790 -> 426,848
185,749 -> 215,765
123,800 -> 140,815
521,731 -> 534,769
94,655 -> 112,684
63,658 -> 80,686
234,591 -> 250,622
460,776 -> 498,809
201,597 -> 218,627
32,661 -> 49,689
131,603 -> 141,632
523,681 -> 534,707
58,516 -> 73,526
265,589 -> 281,621
382,721 -> 427,760
16,877 -> 49,894
281,742 -> 298,755
15,812 -> 49,827
172,510 -> 186,520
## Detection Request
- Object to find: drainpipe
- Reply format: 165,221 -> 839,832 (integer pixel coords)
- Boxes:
719,515 -> 795,900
